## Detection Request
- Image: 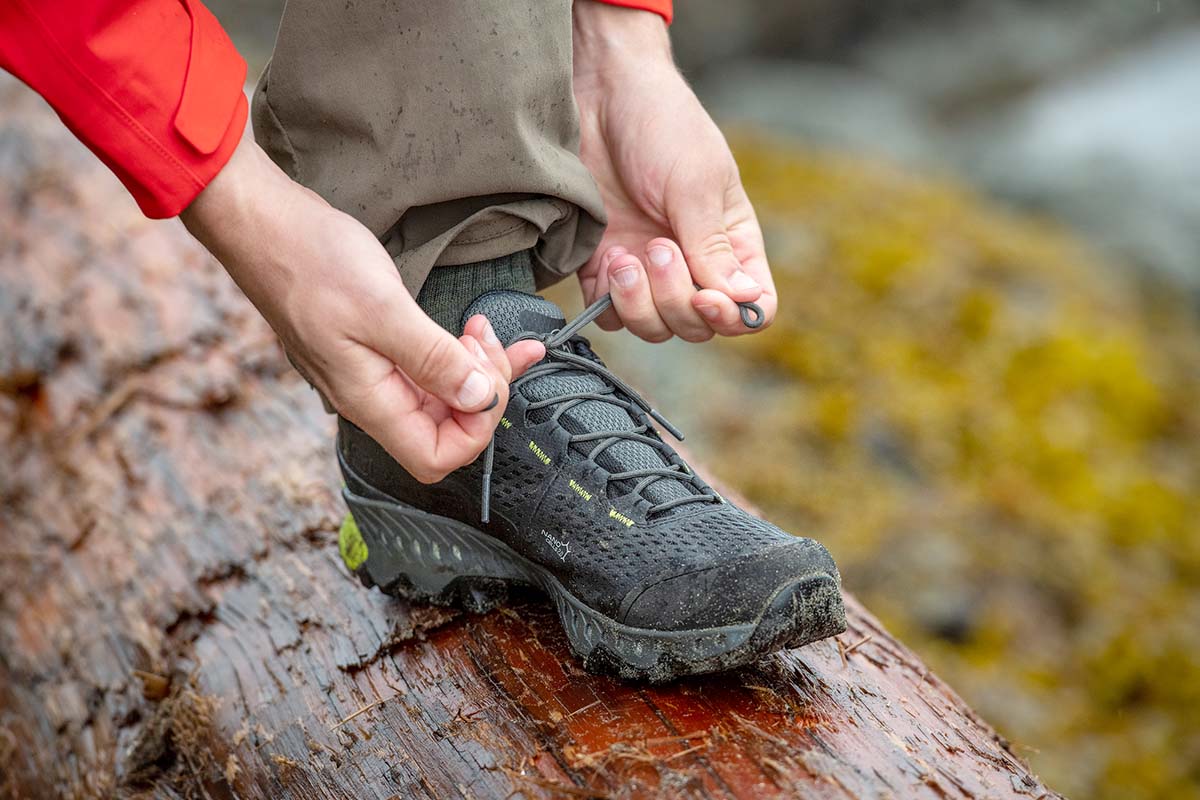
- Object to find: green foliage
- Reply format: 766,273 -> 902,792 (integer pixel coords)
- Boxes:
713,138 -> 1200,799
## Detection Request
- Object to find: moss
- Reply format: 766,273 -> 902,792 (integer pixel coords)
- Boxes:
692,136 -> 1200,799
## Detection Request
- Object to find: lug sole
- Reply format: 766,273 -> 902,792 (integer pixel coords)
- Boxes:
342,488 -> 847,682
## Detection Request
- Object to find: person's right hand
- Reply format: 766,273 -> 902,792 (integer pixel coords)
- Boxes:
180,135 -> 545,483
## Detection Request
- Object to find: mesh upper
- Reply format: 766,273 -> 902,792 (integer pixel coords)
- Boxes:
463,291 -> 704,512
545,492 -> 792,577
486,438 -> 542,518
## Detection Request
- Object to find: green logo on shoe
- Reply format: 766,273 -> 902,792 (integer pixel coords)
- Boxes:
339,513 -> 369,571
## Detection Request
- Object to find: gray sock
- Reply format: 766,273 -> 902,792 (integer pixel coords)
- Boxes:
416,250 -> 536,333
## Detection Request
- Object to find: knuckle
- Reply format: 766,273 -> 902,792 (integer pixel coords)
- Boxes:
413,334 -> 460,383
411,469 -> 439,485
642,328 -> 674,344
426,467 -> 453,484
696,232 -> 737,265
410,460 -> 449,485
492,352 -> 513,382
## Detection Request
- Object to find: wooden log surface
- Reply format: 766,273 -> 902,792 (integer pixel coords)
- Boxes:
0,79 -> 1061,800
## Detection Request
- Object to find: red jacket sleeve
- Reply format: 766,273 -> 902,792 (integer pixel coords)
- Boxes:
596,0 -> 673,24
0,0 -> 247,218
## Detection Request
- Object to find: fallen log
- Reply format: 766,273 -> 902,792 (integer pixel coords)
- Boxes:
0,78 -> 1061,800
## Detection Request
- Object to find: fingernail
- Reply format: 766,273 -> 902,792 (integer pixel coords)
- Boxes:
602,249 -> 623,268
612,265 -> 639,289
482,320 -> 500,346
457,369 -> 491,407
471,339 -> 488,361
729,270 -> 760,292
648,245 -> 673,267
697,304 -> 720,321
483,393 -> 500,411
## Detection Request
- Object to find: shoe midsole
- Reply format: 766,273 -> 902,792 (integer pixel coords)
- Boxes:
340,487 -> 842,669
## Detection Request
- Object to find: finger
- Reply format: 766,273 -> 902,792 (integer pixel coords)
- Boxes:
326,340 -> 499,483
725,188 -> 778,330
691,288 -> 750,337
353,284 -> 499,412
337,369 -> 470,483
643,238 -> 713,343
404,332 -> 509,479
506,340 -> 546,379
458,332 -> 507,403
607,253 -> 672,343
419,404 -> 503,483
463,315 -> 513,383
670,179 -> 763,303
401,329 -> 521,482
593,245 -> 627,332
462,314 -> 546,380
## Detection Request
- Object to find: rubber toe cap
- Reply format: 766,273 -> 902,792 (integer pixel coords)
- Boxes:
619,537 -> 841,632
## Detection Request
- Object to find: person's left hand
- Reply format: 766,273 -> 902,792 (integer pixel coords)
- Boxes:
572,1 -> 777,343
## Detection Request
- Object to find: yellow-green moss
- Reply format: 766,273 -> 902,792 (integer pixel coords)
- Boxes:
697,137 -> 1200,799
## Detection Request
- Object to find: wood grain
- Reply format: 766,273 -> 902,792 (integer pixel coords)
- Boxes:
0,78 -> 1060,800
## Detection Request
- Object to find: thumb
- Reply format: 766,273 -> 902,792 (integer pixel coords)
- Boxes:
671,179 -> 762,303
358,289 -> 499,412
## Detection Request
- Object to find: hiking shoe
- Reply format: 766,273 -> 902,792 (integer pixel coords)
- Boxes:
336,290 -> 846,681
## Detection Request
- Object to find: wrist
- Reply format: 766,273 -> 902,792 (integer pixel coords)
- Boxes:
182,135 -> 295,236
182,135 -> 259,242
181,135 -> 325,264
180,135 -> 327,309
573,0 -> 673,89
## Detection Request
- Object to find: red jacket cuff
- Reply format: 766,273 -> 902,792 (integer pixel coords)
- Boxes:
0,0 -> 248,218
595,0 -> 673,24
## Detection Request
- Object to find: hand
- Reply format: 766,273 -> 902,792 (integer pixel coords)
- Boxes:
572,2 -> 777,343
181,136 -> 545,483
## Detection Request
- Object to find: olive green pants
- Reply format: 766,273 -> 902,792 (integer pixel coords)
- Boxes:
251,0 -> 606,297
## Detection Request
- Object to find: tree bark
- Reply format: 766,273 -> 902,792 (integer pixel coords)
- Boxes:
0,79 -> 1061,800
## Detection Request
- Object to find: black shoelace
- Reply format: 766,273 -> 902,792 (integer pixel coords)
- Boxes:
478,293 -> 764,523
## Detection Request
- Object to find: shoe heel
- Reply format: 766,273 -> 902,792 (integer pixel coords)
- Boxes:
340,488 -> 524,613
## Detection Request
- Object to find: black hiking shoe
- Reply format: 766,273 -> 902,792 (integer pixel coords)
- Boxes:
336,290 -> 846,681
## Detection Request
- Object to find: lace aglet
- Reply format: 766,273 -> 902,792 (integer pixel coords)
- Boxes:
649,408 -> 684,440
481,473 -> 491,523
480,437 -> 496,523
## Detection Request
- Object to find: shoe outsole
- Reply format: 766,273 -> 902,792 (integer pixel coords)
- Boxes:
342,488 -> 847,682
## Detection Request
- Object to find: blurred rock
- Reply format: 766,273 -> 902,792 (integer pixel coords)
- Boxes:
960,27 -> 1200,288
697,60 -> 942,164
694,3 -> 1200,291
856,0 -> 1196,114
671,0 -> 1016,78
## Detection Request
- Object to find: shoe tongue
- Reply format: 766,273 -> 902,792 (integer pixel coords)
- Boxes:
461,290 -> 698,513
461,290 -> 565,343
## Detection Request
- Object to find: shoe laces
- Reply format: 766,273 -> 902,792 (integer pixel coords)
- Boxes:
479,293 -> 764,523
